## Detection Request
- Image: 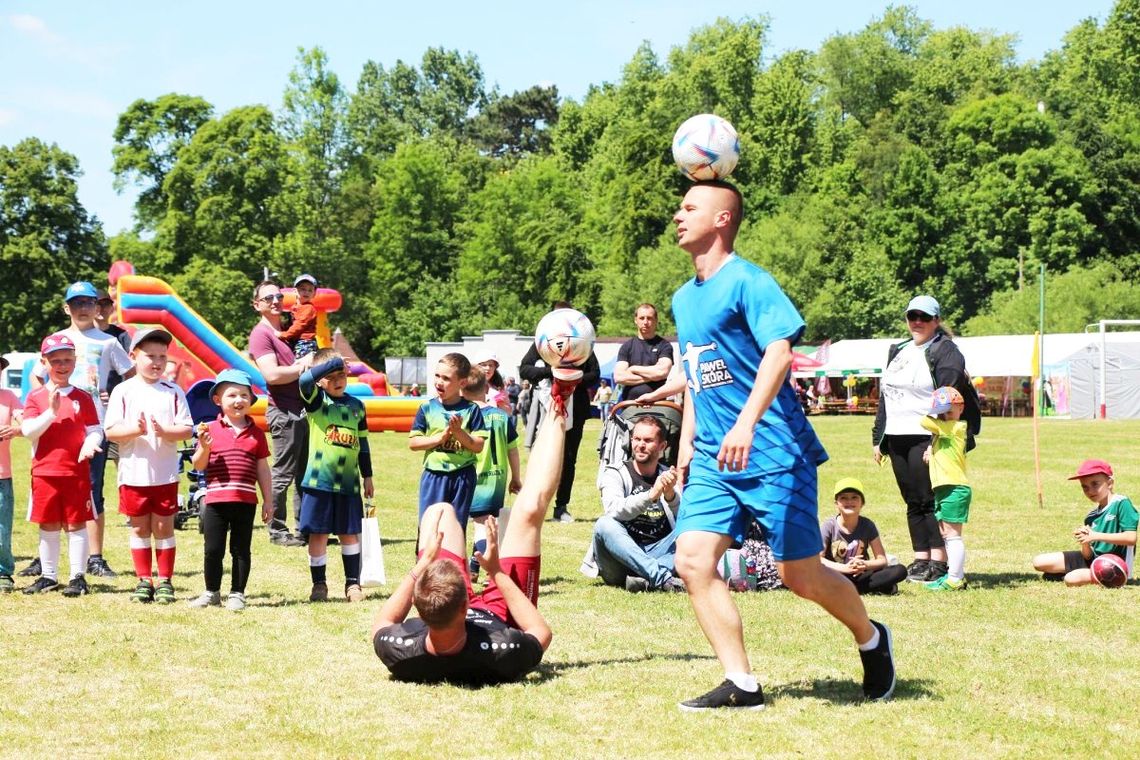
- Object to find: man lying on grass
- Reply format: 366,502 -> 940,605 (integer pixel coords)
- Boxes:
371,374 -> 577,686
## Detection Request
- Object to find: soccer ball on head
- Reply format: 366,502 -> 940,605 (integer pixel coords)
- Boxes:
672,113 -> 740,182
1090,554 -> 1129,588
534,308 -> 595,369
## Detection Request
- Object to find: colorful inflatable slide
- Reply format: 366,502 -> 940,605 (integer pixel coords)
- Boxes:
114,266 -> 418,432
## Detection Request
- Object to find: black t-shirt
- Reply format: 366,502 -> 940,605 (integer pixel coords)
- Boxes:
374,607 -> 544,686
616,336 -> 674,400
622,462 -> 673,546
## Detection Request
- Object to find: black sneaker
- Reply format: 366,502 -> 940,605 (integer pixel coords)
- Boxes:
0,574 -> 13,593
154,579 -> 176,604
624,576 -> 650,593
905,559 -> 929,583
17,558 -> 41,577
23,576 -> 60,594
924,561 -> 948,582
87,556 -> 118,578
679,679 -> 765,712
132,578 -> 155,603
61,575 -> 89,597
860,620 -> 896,701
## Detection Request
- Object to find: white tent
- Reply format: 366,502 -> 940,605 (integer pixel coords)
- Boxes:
801,332 -> 1140,419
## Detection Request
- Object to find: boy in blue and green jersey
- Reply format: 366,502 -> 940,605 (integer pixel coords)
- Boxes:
408,353 -> 485,531
298,348 -> 374,603
463,368 -> 521,577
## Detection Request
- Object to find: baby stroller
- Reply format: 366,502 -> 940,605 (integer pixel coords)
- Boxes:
596,399 -> 683,488
174,380 -> 222,532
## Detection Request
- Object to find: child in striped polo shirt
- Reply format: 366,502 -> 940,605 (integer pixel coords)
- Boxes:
188,369 -> 271,611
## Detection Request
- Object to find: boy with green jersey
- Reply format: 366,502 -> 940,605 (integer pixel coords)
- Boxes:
463,369 -> 521,577
920,386 -> 971,591
298,348 -> 374,602
1033,459 -> 1137,586
408,353 -> 485,531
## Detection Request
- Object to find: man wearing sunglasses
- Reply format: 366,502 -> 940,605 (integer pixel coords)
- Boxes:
249,281 -> 310,547
872,295 -> 981,583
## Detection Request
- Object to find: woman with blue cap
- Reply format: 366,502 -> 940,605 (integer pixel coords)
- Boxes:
871,296 -> 980,584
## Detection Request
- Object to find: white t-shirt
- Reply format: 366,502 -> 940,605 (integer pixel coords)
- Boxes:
103,376 -> 192,486
881,340 -> 934,437
35,327 -> 133,422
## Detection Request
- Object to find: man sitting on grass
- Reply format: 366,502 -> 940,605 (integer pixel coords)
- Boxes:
371,373 -> 577,686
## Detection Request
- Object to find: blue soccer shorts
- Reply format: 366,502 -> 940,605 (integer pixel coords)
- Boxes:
418,466 -> 476,529
299,488 -> 363,536
677,459 -> 822,562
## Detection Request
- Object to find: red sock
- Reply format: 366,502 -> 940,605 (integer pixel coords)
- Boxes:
130,537 -> 153,579
155,536 -> 176,579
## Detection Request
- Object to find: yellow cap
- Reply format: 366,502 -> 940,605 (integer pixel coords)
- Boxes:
833,477 -> 865,499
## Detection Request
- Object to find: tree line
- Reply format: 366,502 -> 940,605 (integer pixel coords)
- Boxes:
4,2 -> 1140,360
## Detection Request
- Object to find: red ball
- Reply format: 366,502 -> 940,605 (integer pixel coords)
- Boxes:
1090,554 -> 1129,588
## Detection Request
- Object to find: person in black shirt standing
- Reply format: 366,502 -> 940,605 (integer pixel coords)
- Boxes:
371,376 -> 577,686
518,302 -> 600,523
613,303 -> 674,402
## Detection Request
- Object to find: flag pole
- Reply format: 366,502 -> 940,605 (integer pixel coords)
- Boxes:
1033,264 -> 1046,508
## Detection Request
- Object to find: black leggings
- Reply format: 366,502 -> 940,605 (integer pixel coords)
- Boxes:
849,565 -> 908,595
201,502 -> 255,594
886,434 -> 944,553
555,421 -> 585,511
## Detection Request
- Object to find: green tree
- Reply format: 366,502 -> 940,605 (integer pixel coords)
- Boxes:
0,139 -> 107,346
111,94 -> 214,230
469,85 -> 560,159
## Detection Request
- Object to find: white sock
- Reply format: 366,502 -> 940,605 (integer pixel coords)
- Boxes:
945,534 -> 966,580
68,528 -> 89,579
725,672 -> 758,692
39,529 -> 61,580
858,626 -> 881,652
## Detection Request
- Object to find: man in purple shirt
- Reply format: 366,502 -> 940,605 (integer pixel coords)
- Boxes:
249,280 -> 309,547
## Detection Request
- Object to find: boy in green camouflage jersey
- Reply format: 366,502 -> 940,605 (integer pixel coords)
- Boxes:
463,369 -> 521,578
298,348 -> 374,603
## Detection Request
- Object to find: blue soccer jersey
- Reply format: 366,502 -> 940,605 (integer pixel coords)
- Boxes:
671,255 -> 828,478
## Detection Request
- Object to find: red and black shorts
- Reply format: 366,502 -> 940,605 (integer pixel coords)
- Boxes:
436,549 -> 541,629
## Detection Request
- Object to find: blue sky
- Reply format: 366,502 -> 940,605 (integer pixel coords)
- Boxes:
0,1 -> 1117,234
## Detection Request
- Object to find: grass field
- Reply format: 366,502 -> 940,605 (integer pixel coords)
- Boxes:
1,416 -> 1137,758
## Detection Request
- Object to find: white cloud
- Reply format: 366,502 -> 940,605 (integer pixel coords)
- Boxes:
0,109 -> 17,127
4,13 -> 117,71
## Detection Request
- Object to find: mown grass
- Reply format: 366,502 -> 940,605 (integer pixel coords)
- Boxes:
0,416 -> 1137,758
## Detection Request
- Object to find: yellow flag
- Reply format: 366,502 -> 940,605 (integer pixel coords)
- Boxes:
1030,331 -> 1041,380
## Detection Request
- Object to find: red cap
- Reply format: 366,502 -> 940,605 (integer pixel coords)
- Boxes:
40,332 -> 76,355
1068,459 -> 1113,480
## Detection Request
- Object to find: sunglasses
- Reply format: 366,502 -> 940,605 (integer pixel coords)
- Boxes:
259,293 -> 285,303
67,297 -> 98,308
906,311 -> 934,323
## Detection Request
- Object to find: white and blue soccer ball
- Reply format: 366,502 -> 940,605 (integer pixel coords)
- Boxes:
534,309 -> 595,368
671,113 -> 740,182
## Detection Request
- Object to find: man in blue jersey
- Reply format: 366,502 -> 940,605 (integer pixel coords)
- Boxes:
670,181 -> 896,711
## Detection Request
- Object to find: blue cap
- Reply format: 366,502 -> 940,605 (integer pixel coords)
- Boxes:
210,369 -> 256,398
906,295 -> 940,318
64,281 -> 98,302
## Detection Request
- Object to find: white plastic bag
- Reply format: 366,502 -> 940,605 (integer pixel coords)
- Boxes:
360,510 -> 386,587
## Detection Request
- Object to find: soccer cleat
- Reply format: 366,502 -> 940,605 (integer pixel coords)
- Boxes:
17,558 -> 41,577
309,582 -> 328,602
860,620 -> 896,702
905,559 -> 929,583
61,575 -> 89,598
0,574 -> 14,593
86,556 -> 118,578
679,679 -> 766,712
925,575 -> 967,591
345,583 -> 365,603
187,591 -> 222,608
154,579 -> 176,604
22,576 -> 60,595
225,593 -> 246,612
132,579 -> 155,603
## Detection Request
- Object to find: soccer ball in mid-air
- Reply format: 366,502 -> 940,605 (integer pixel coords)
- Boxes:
535,308 -> 595,368
1090,554 -> 1129,588
672,113 -> 740,181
